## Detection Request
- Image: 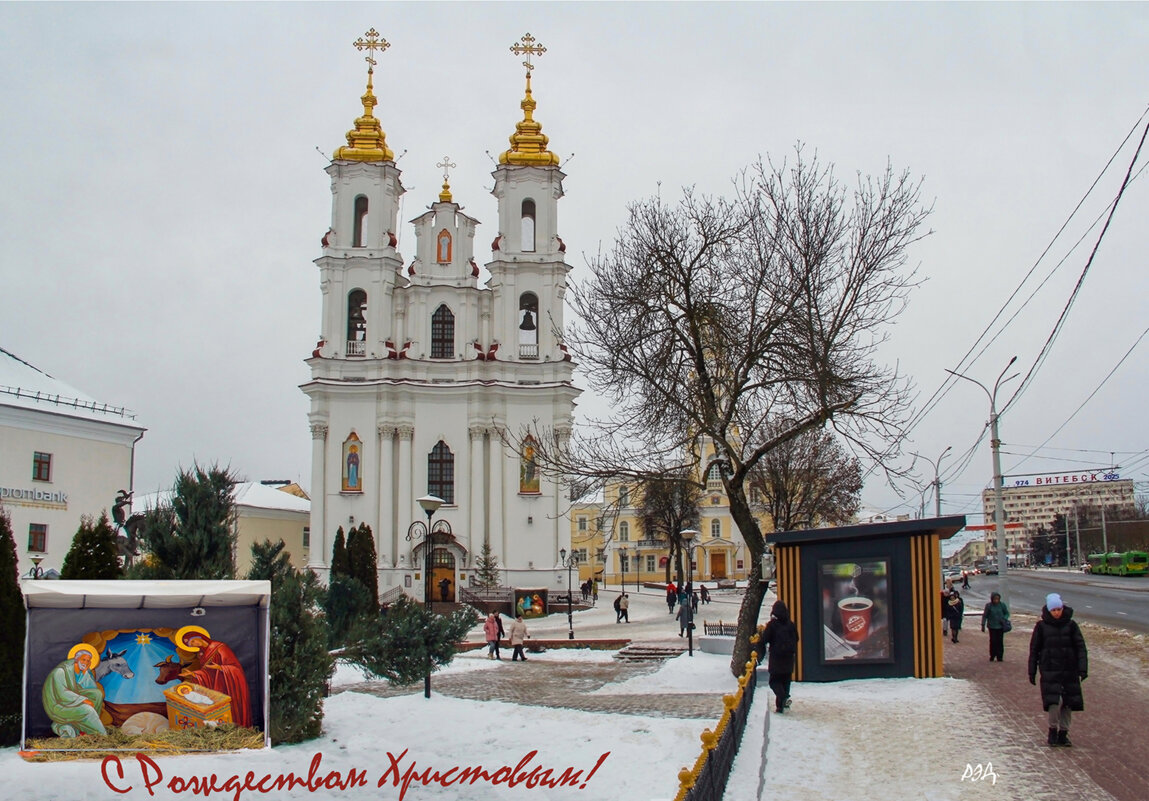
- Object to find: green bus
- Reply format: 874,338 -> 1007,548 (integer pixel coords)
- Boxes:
1086,551 -> 1149,576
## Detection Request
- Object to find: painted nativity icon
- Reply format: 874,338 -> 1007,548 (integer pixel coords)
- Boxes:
41,625 -> 252,738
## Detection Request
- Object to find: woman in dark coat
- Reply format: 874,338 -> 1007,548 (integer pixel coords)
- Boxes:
944,589 -> 965,643
760,600 -> 799,714
981,592 -> 1011,662
1028,592 -> 1088,747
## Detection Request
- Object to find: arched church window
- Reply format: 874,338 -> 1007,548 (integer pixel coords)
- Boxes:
353,196 -> 369,248
711,519 -> 721,538
521,199 -> 536,252
347,290 -> 367,356
428,440 -> 455,504
619,521 -> 630,542
431,304 -> 455,359
518,292 -> 539,359
436,229 -> 452,263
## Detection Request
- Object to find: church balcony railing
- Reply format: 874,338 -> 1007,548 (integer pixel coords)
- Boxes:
519,344 -> 539,360
346,340 -> 366,357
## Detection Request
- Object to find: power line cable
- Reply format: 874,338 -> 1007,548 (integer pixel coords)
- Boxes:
1001,115 -> 1149,416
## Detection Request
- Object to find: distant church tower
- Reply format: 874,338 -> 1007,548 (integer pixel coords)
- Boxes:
302,31 -> 579,602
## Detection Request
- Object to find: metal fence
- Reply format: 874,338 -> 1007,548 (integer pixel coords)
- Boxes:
673,637 -> 761,801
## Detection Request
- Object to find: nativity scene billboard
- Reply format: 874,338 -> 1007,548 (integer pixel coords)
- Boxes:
22,580 -> 270,753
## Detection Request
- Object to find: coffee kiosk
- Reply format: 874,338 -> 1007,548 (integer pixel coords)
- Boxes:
765,516 -> 965,681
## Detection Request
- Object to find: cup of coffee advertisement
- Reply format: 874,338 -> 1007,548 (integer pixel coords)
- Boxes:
819,559 -> 893,663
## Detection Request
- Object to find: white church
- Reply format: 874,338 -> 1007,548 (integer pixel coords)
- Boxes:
301,32 -> 579,603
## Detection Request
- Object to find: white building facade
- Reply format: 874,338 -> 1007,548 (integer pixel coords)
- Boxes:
0,348 -> 146,576
301,42 -> 579,602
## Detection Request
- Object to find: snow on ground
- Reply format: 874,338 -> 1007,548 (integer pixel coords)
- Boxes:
4,590 -> 1032,801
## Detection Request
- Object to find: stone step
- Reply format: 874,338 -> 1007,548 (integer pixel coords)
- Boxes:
614,643 -> 687,662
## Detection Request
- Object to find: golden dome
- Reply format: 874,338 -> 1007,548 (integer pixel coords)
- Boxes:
499,33 -> 559,167
334,29 -> 394,163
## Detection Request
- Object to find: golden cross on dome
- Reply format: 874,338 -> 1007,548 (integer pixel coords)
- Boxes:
510,32 -> 546,73
353,28 -> 389,68
437,156 -> 456,183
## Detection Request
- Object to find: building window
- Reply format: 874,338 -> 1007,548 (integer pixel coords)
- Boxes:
353,195 -> 369,247
28,523 -> 47,553
521,199 -> 536,252
428,440 -> 455,504
737,560 -> 744,570
618,521 -> 630,542
711,520 -> 721,538
518,292 -> 539,359
575,548 -> 588,563
32,452 -> 52,482
303,527 -> 310,548
431,304 -> 455,359
618,485 -> 630,507
347,290 -> 367,354
619,554 -> 630,573
645,555 -> 656,573
577,516 -> 587,532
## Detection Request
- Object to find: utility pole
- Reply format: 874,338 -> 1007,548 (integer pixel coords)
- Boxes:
947,356 -> 1018,606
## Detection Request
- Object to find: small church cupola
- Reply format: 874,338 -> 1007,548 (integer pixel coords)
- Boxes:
334,28 -> 395,163
499,33 -> 560,167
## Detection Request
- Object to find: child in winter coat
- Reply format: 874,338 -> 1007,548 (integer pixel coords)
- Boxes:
945,589 -> 965,643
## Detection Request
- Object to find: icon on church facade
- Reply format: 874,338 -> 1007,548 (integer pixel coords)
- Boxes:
343,432 -> 363,492
520,435 -> 540,494
436,229 -> 452,263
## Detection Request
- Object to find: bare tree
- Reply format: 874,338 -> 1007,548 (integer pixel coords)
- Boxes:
528,147 -> 929,673
749,428 -> 863,532
636,474 -> 702,586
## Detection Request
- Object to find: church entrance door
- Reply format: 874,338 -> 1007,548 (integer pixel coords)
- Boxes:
432,548 -> 456,604
710,552 -> 727,580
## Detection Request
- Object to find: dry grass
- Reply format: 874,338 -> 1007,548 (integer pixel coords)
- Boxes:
21,725 -> 265,762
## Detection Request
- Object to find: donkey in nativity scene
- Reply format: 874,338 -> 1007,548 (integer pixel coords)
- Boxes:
93,649 -> 135,682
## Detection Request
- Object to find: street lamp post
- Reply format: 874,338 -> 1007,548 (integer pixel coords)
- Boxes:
560,548 -> 577,639
947,356 -> 1018,606
680,530 -> 700,657
618,546 -> 628,594
913,446 -> 952,517
29,554 -> 45,579
407,494 -> 444,699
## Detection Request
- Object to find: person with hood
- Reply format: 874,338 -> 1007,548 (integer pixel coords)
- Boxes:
944,588 -> 965,643
1029,592 -> 1088,747
483,612 -> 501,660
509,614 -> 530,661
760,600 -> 799,713
981,591 -> 1011,662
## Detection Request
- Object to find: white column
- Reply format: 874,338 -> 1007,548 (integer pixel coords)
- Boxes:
378,423 -> 395,566
469,425 -> 486,563
306,421 -> 329,572
488,426 -> 505,569
397,424 -> 414,568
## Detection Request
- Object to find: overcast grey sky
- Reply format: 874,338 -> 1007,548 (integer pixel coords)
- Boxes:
3,3 -> 1147,522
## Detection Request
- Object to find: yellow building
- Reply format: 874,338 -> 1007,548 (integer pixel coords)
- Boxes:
569,472 -> 772,589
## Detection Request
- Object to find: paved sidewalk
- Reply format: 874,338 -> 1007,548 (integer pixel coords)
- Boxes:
945,614 -> 1149,801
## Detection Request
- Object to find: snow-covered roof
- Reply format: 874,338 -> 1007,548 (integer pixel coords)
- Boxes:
232,481 -> 311,513
20,579 -> 270,608
134,482 -> 311,514
0,346 -> 142,427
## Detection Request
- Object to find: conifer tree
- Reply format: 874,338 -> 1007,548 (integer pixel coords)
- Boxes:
340,596 -> 479,685
61,512 -> 122,579
247,539 -> 333,744
474,540 -> 502,588
323,575 -> 373,649
330,527 -> 350,579
129,463 -> 238,579
0,506 -> 26,745
347,523 -> 379,608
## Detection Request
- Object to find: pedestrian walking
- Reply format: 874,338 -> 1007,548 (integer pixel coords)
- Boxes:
675,603 -> 691,637
1028,593 -> 1088,747
619,593 -> 630,623
494,613 -> 506,660
699,585 -> 710,604
691,590 -> 699,614
613,593 -> 623,623
760,600 -> 799,713
981,591 -> 1011,662
666,582 -> 677,614
945,588 -> 965,643
941,587 -> 950,638
509,614 -> 530,661
962,571 -> 970,590
483,611 -> 501,660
